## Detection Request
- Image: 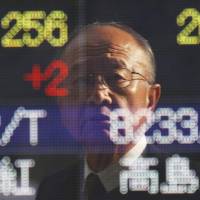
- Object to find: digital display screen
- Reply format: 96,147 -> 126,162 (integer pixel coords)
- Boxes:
0,0 -> 200,199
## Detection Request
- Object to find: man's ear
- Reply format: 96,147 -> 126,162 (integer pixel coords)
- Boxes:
147,84 -> 161,111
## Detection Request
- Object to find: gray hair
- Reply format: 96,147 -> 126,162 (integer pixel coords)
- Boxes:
65,22 -> 156,83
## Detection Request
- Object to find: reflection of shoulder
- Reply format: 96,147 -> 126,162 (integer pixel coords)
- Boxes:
36,160 -> 81,200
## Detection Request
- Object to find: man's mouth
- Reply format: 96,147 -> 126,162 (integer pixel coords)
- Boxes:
81,114 -> 111,131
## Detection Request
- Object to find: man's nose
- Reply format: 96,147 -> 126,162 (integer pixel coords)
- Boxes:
87,77 -> 112,105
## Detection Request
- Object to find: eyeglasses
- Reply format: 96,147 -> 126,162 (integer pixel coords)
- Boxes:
71,68 -> 152,90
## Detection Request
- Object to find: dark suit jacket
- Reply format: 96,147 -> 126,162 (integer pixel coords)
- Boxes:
36,145 -> 200,200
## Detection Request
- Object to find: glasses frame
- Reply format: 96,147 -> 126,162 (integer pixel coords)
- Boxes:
70,68 -> 153,90
129,71 -> 153,86
101,69 -> 153,89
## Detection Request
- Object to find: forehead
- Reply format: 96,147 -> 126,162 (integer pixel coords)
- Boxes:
64,26 -> 150,74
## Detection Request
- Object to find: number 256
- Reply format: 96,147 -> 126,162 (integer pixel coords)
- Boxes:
1,10 -> 68,47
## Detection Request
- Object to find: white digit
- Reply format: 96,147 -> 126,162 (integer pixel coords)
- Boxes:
110,108 -> 133,144
176,108 -> 198,144
154,108 -> 176,144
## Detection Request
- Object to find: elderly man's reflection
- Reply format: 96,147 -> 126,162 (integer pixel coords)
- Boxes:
36,22 -> 161,200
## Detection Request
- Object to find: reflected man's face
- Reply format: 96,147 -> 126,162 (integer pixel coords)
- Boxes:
61,25 -> 160,149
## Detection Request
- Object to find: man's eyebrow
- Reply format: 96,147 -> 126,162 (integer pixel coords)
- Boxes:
68,58 -> 145,75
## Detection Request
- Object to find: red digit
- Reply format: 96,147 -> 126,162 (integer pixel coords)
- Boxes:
44,60 -> 68,96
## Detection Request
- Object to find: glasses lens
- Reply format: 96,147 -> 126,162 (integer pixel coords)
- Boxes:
72,68 -> 135,90
105,68 -> 133,89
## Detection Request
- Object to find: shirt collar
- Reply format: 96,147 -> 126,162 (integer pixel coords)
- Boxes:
84,135 -> 147,192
